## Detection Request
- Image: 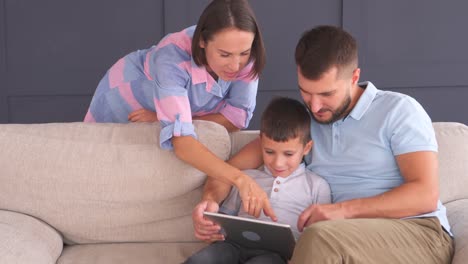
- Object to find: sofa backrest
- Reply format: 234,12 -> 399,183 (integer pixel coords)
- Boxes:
0,121 -> 230,244
434,122 -> 468,203
230,122 -> 468,204
0,121 -> 466,245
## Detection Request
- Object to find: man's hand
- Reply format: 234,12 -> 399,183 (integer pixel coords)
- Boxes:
297,203 -> 346,231
192,200 -> 224,242
128,109 -> 158,122
236,175 -> 277,221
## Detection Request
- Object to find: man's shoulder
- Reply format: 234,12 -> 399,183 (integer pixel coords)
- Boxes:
375,89 -> 422,111
362,84 -> 430,128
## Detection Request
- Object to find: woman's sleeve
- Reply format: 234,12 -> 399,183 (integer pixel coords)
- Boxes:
149,36 -> 196,150
219,63 -> 259,129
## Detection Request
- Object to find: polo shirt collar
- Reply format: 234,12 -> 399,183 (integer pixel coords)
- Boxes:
347,81 -> 378,121
263,163 -> 306,179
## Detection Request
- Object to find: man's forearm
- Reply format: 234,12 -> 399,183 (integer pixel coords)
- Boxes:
200,137 -> 263,203
202,178 -> 232,203
173,136 -> 246,186
341,181 -> 438,219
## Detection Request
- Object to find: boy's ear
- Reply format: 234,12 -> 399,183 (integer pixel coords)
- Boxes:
303,140 -> 313,155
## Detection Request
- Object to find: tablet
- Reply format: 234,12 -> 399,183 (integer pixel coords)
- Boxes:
203,211 -> 296,260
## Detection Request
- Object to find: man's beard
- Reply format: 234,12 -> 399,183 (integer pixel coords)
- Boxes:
310,95 -> 351,124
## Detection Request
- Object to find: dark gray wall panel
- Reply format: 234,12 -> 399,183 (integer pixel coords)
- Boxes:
164,0 -> 210,33
1,1 -> 466,125
343,0 -> 468,125
5,0 -> 164,96
252,1 -> 342,93
0,0 -> 7,122
8,96 -> 92,123
387,86 -> 468,125
248,90 -> 303,130
344,0 -> 468,88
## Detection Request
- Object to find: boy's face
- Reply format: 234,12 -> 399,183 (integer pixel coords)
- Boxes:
261,134 -> 312,178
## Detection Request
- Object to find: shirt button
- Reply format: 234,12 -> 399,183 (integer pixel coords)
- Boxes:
276,180 -> 281,184
274,188 -> 279,192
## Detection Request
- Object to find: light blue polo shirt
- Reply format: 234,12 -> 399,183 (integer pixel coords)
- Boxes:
305,81 -> 451,235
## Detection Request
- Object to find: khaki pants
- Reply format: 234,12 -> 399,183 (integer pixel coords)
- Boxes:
291,217 -> 453,264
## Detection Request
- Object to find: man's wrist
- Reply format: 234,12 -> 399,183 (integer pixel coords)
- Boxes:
340,200 -> 357,219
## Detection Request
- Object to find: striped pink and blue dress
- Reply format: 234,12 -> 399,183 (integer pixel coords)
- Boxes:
84,26 -> 259,149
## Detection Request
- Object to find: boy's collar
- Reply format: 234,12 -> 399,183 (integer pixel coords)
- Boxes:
263,163 -> 306,179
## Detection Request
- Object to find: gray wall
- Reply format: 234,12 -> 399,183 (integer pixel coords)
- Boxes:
1,0 -> 467,127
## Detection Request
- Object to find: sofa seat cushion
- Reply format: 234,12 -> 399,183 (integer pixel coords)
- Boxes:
57,242 -> 206,264
0,210 -> 63,264
0,121 -> 230,244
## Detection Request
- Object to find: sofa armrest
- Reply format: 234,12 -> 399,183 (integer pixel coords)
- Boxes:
0,210 -> 63,264
445,200 -> 468,264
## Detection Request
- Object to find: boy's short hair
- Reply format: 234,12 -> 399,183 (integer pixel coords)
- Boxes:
260,97 -> 311,145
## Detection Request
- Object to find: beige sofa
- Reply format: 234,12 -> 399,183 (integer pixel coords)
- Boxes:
0,121 -> 467,264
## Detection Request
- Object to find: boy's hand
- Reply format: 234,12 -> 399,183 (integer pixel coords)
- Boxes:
192,200 -> 224,242
128,109 -> 158,122
237,175 -> 277,221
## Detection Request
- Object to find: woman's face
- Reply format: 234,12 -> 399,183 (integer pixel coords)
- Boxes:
200,27 -> 255,81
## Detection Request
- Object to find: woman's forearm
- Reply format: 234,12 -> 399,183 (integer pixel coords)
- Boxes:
173,136 -> 245,185
173,136 -> 263,202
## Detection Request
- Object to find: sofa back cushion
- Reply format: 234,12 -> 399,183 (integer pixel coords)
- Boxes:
0,121 -> 230,244
434,122 -> 468,203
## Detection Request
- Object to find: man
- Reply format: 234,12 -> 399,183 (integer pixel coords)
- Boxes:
193,25 -> 454,263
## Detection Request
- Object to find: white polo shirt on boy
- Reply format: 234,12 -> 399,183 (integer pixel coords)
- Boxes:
220,163 -> 331,239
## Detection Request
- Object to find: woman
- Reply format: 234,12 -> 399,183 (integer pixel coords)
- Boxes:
85,0 -> 276,220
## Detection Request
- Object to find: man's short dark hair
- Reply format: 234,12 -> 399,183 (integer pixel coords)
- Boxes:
295,25 -> 358,80
261,97 -> 311,145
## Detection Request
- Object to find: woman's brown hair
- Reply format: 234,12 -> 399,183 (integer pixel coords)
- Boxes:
192,0 -> 265,78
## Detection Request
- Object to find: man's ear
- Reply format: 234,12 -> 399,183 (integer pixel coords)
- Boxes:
304,140 -> 313,155
352,68 -> 361,85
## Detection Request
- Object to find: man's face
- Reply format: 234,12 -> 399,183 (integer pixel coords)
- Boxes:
298,67 -> 354,124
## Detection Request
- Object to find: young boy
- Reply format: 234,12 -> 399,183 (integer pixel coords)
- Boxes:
184,97 -> 331,264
